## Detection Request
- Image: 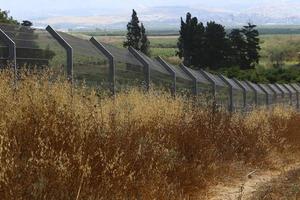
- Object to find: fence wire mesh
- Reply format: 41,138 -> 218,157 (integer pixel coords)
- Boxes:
199,71 -> 229,109
58,32 -> 109,90
165,63 -> 194,95
0,25 -> 300,111
259,84 -> 276,105
220,75 -> 244,111
0,23 -> 66,71
138,52 -> 174,92
283,83 -> 297,106
237,80 -> 255,109
101,43 -> 146,91
0,40 -> 8,67
246,82 -> 267,106
275,83 -> 291,105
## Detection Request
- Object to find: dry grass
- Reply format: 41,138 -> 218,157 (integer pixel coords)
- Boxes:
250,164 -> 300,199
0,69 -> 298,199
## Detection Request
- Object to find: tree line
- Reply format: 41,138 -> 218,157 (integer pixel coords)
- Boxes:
123,11 -> 300,83
177,13 -> 261,71
124,11 -> 261,72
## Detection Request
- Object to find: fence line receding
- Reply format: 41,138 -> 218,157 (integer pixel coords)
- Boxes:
0,23 -> 299,112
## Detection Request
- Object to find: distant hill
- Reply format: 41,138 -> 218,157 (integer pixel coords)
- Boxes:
33,1 -> 300,30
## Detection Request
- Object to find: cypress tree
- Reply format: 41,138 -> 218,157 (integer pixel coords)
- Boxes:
203,21 -> 230,70
124,9 -> 141,50
228,28 -> 247,68
176,14 -> 261,71
242,23 -> 261,69
176,17 -> 186,63
191,21 -> 205,68
177,13 -> 193,66
140,23 -> 150,56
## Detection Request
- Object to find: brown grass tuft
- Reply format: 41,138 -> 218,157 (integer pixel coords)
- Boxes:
0,69 -> 298,199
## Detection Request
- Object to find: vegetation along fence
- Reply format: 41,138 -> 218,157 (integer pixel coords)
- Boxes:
0,23 -> 299,112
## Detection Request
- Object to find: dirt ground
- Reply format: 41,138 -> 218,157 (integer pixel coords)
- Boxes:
199,152 -> 300,200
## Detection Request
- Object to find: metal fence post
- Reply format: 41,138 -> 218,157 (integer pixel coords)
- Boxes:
156,56 -> 176,97
258,85 -> 269,106
233,78 -> 247,109
290,84 -> 300,109
219,75 -> 233,112
274,83 -> 285,102
199,69 -> 216,106
128,47 -> 150,91
267,84 -> 278,104
0,28 -> 17,79
282,84 -> 293,106
46,25 -> 73,82
245,81 -> 258,106
90,37 -> 115,95
179,64 -> 198,95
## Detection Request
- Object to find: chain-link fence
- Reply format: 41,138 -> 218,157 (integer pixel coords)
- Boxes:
0,23 -> 299,112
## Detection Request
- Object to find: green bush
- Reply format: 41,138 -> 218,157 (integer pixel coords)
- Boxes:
217,65 -> 300,83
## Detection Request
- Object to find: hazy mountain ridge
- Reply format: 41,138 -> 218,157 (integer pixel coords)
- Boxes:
33,2 -> 300,30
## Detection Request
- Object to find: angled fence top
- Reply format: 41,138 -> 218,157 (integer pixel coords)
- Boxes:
100,42 -> 143,67
236,80 -> 253,92
0,23 -> 300,111
220,75 -> 243,91
183,67 -> 211,84
276,83 -> 290,95
268,84 -> 282,95
246,82 -> 265,94
284,83 -> 297,94
164,63 -> 193,81
201,70 -> 227,87
259,83 -> 274,95
0,23 -> 66,68
283,83 -> 297,94
58,32 -> 105,58
291,83 -> 300,92
137,51 -> 171,75
0,23 -> 60,49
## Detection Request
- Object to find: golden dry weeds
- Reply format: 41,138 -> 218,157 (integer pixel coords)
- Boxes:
0,70 -> 299,199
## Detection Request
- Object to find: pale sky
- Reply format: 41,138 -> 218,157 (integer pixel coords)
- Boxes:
1,0 -> 292,19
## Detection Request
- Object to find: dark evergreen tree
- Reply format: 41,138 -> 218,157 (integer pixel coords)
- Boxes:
176,13 -> 197,67
176,14 -> 261,71
123,9 -> 141,50
140,23 -> 150,56
203,21 -> 230,70
191,21 -> 205,68
228,28 -> 247,67
242,23 -> 261,69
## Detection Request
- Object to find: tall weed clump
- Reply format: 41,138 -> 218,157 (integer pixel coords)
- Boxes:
0,70 -> 297,199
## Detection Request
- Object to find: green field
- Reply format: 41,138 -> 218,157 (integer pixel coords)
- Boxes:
260,34 -> 300,68
81,34 -> 300,68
